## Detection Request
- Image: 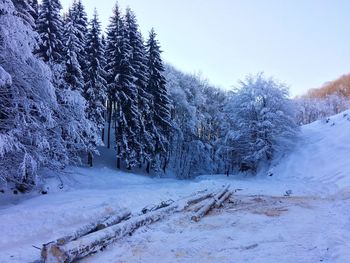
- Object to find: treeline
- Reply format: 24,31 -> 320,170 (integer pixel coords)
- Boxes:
1,0 -> 300,191
296,74 -> 350,124
1,0 -> 171,191
166,68 -> 298,178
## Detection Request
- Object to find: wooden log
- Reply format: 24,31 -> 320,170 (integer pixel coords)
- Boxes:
52,209 -> 131,246
42,204 -> 178,263
95,209 -> 131,230
183,192 -> 214,209
215,191 -> 232,208
141,199 -> 174,214
191,185 -> 230,222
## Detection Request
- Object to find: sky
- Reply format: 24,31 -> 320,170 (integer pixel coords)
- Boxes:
60,0 -> 350,96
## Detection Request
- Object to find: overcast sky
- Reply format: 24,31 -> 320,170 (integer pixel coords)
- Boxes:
60,0 -> 350,96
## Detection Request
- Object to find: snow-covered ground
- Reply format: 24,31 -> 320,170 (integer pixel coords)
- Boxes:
1,110 -> 350,263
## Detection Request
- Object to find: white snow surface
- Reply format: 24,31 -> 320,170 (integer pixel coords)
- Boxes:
1,110 -> 350,262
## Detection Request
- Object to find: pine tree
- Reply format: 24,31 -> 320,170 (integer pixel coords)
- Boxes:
105,3 -> 141,169
84,9 -> 107,166
69,0 -> 88,75
125,8 -> 154,168
146,28 -> 172,172
28,0 -> 39,24
62,8 -> 84,92
35,0 -> 64,64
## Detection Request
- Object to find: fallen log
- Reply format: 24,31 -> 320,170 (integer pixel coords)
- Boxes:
52,209 -> 131,246
215,191 -> 232,208
184,192 -> 213,207
141,199 -> 174,214
95,209 -> 131,230
191,185 -> 230,222
42,204 -> 178,263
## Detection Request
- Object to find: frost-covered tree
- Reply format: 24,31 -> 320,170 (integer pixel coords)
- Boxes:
0,0 -> 61,191
12,0 -> 36,27
28,0 -> 39,23
62,9 -> 84,92
84,10 -> 107,166
296,95 -> 350,125
35,0 -> 64,64
125,8 -> 155,169
51,63 -> 99,167
69,0 -> 88,75
146,29 -> 172,172
164,65 -> 226,178
222,74 -> 298,172
105,3 -> 141,169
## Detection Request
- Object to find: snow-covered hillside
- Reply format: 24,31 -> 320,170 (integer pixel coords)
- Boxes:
271,108 -> 350,196
1,110 -> 350,263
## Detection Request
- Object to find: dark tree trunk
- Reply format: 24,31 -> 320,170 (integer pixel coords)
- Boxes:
107,100 -> 112,149
88,152 -> 93,167
117,145 -> 121,169
146,161 -> 150,174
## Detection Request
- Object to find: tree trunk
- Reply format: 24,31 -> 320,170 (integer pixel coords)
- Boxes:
107,100 -> 112,149
146,161 -> 150,173
88,152 -> 93,167
117,145 -> 121,169
101,128 -> 105,143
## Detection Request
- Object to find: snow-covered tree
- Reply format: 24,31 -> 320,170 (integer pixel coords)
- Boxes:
84,10 -> 107,166
69,0 -> 88,75
125,8 -> 155,169
164,65 -> 226,178
296,95 -> 350,125
0,0 -> 60,190
105,3 -> 141,169
62,9 -> 84,92
11,0 -> 37,28
222,74 -> 298,172
146,29 -> 172,172
35,0 -> 64,64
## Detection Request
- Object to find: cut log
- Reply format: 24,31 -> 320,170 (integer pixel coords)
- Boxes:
95,209 -> 131,230
188,201 -> 206,213
183,192 -> 214,209
215,191 -> 232,208
141,199 -> 174,214
52,209 -> 131,246
191,185 -> 230,222
42,204 -> 178,263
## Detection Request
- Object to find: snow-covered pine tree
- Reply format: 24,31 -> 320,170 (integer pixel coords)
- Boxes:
105,3 -> 142,169
62,8 -> 84,92
28,0 -> 39,23
35,0 -> 64,64
125,8 -> 154,170
0,0 -> 62,191
69,0 -> 88,77
146,29 -> 172,172
84,9 -> 107,166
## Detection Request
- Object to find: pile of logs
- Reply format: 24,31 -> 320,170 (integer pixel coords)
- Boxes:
41,185 -> 231,263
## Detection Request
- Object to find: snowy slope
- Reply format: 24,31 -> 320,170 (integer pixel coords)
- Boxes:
1,110 -> 350,263
271,109 -> 350,196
